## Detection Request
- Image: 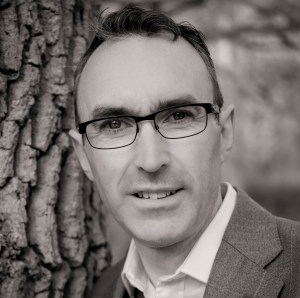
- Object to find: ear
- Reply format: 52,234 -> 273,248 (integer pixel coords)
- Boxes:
68,129 -> 94,181
219,104 -> 235,163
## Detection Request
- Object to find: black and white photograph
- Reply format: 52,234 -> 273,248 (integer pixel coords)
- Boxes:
0,1 -> 300,298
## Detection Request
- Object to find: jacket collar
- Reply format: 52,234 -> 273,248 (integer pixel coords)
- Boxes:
204,188 -> 284,298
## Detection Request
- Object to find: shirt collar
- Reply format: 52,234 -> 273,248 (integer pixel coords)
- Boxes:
121,182 -> 237,295
121,240 -> 146,297
179,182 -> 236,282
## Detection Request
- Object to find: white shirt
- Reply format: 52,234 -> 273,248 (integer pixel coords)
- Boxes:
122,183 -> 237,298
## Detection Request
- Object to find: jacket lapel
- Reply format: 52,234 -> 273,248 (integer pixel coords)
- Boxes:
204,189 -> 284,298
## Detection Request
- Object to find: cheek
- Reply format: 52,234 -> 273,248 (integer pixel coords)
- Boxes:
86,149 -> 131,196
174,134 -> 221,180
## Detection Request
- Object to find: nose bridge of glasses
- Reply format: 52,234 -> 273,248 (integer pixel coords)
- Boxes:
134,112 -> 159,130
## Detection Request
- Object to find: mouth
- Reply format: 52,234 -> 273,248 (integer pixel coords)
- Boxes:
133,189 -> 182,200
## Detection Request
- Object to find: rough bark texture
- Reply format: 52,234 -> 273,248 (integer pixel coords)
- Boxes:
0,1 -> 110,297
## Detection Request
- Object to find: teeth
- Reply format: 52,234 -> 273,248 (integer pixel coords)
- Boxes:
149,193 -> 158,200
136,190 -> 177,199
158,192 -> 167,199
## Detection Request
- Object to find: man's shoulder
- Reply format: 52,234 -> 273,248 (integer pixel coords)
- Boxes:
276,215 -> 300,230
275,215 -> 300,249
236,187 -> 300,244
226,188 -> 300,296
271,216 -> 300,296
89,259 -> 125,298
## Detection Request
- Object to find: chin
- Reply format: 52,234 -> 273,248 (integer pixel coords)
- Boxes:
131,226 -> 189,248
136,236 -> 180,249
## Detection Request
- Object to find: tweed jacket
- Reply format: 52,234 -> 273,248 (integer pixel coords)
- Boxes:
90,188 -> 300,298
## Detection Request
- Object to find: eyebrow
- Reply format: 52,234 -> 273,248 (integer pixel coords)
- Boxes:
92,106 -> 133,119
156,96 -> 198,111
90,95 -> 199,120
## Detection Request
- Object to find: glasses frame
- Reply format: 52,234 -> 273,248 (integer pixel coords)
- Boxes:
78,103 -> 220,149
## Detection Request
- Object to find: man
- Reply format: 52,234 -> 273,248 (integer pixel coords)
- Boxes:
69,5 -> 300,298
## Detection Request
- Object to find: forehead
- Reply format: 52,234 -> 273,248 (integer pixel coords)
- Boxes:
77,35 -> 213,121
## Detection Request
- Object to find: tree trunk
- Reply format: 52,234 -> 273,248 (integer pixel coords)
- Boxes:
0,1 -> 110,297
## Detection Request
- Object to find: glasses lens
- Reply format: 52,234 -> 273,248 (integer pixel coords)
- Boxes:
86,117 -> 137,149
156,105 -> 207,138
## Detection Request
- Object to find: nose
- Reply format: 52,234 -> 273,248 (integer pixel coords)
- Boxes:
133,121 -> 170,173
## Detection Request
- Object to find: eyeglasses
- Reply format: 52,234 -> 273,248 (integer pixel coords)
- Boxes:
78,103 -> 220,149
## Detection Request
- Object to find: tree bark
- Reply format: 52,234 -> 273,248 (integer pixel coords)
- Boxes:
0,1 -> 110,297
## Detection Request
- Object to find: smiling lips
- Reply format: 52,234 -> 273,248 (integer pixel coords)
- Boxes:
134,189 -> 179,199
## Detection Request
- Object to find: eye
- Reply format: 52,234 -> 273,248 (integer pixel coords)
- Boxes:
158,106 -> 201,126
172,111 -> 186,120
108,119 -> 122,129
100,117 -> 135,132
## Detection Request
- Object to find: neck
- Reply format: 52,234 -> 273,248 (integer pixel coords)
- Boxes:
134,233 -> 198,286
134,191 -> 223,286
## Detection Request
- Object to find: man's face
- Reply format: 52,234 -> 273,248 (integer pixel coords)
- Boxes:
76,36 -> 226,248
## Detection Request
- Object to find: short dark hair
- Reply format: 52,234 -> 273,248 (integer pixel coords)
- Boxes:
74,5 -> 223,125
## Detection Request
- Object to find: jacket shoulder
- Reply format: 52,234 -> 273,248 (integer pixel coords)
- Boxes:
89,259 -> 125,298
273,216 -> 300,297
276,216 -> 300,247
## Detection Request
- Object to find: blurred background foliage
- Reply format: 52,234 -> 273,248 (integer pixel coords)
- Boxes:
91,0 -> 300,263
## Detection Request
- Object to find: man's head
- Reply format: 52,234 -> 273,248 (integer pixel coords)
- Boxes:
70,5 -> 234,249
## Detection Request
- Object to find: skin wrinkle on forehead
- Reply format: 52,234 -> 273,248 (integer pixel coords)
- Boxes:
77,36 -> 213,123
